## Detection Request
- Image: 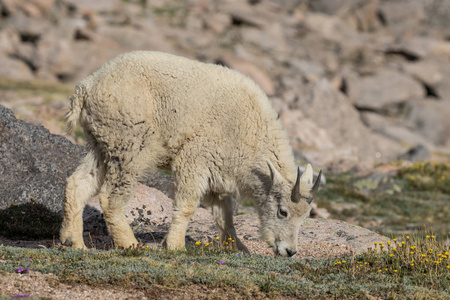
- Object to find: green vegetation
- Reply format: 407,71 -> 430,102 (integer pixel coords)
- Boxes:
315,161 -> 450,239
1,157 -> 450,298
0,232 -> 448,299
151,0 -> 189,27
0,76 -> 73,103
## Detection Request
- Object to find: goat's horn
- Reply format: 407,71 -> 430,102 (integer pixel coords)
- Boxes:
306,169 -> 322,204
291,167 -> 302,203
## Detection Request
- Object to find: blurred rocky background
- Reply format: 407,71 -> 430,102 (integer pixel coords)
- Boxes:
2,0 -> 450,172
1,0 -> 450,242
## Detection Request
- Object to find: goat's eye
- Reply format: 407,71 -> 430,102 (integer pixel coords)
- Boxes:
277,207 -> 289,219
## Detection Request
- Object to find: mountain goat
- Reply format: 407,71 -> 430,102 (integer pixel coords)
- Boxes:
60,51 -> 322,257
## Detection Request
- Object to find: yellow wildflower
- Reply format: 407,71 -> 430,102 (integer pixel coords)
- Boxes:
195,241 -> 201,246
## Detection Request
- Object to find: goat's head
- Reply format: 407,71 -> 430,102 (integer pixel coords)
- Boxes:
259,161 -> 322,257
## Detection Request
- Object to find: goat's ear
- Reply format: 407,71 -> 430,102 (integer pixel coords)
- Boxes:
266,160 -> 283,186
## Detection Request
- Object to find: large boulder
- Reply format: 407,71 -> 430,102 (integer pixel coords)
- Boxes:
346,69 -> 425,111
283,79 -> 402,171
0,105 -> 84,212
404,99 -> 450,147
0,105 -> 176,213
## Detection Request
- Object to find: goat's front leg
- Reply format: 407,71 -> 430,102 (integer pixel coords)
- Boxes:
163,188 -> 200,250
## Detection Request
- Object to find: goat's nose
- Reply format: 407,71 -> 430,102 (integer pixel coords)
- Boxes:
286,249 -> 297,257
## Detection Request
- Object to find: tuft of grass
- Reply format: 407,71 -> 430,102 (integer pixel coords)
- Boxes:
0,202 -> 62,239
332,231 -> 450,293
398,161 -> 450,193
0,231 -> 449,298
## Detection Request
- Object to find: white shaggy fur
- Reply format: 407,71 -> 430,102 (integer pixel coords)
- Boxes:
60,51 -> 321,257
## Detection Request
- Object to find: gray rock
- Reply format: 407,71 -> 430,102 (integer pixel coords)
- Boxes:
5,12 -> 50,41
402,59 -> 444,90
218,1 -> 277,29
346,69 -> 425,110
290,79 -> 401,170
402,58 -> 450,100
96,25 -> 174,53
290,59 -> 325,82
387,37 -> 450,61
203,13 -> 231,34
66,0 -> 122,14
216,54 -> 275,96
0,105 -> 178,214
34,30 -> 75,80
378,1 -> 425,27
405,99 -> 450,146
0,53 -> 34,79
85,184 -> 174,228
308,0 -> 381,32
398,145 -> 430,162
0,105 -> 84,212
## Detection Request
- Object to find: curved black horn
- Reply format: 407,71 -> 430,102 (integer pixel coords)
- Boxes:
291,167 -> 302,203
306,170 -> 322,204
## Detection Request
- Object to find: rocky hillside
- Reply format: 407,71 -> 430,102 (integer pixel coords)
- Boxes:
1,0 -> 450,171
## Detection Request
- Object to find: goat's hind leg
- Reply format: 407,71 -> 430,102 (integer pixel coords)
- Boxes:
211,195 -> 249,254
98,163 -> 140,249
60,151 -> 104,249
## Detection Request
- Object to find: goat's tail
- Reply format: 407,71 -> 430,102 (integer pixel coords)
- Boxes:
65,84 -> 87,134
